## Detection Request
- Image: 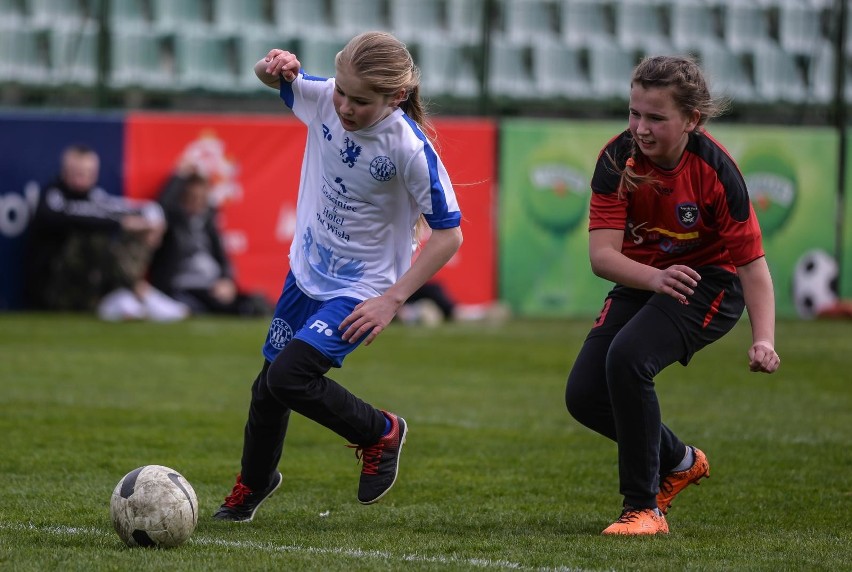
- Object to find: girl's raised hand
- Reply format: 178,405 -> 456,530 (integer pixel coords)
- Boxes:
264,49 -> 300,82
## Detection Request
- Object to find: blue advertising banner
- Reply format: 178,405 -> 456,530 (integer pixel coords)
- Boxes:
0,112 -> 125,309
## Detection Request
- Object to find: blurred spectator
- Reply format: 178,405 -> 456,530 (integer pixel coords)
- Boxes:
148,167 -> 271,317
24,143 -> 189,321
397,280 -> 510,326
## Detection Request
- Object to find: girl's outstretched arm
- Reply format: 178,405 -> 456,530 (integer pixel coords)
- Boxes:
340,226 -> 463,345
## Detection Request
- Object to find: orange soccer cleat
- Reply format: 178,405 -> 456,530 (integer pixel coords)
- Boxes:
602,508 -> 669,535
657,447 -> 710,515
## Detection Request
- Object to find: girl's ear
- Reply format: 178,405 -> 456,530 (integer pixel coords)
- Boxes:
686,108 -> 701,132
389,87 -> 408,108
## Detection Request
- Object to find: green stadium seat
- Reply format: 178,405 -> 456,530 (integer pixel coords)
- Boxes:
532,42 -> 591,99
0,21 -> 50,84
108,28 -> 174,90
390,0 -> 447,42
415,38 -> 480,98
753,42 -> 807,103
500,0 -> 560,46
174,29 -> 239,91
330,0 -> 389,37
447,0 -> 485,44
109,0 -> 151,32
560,0 -> 614,48
48,22 -> 99,86
615,0 -> 672,53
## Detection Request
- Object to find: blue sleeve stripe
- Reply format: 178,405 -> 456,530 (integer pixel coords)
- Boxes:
279,75 -> 295,108
278,71 -> 328,109
402,114 -> 459,229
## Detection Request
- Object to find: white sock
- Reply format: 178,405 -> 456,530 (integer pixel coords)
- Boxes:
672,446 -> 695,472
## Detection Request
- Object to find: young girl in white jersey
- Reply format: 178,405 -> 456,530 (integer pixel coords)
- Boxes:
213,31 -> 463,521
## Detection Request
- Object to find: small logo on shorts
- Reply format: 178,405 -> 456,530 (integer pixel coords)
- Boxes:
677,203 -> 699,228
308,319 -> 334,336
370,156 -> 396,181
268,318 -> 294,350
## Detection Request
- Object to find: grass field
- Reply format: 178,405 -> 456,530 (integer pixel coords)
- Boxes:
0,313 -> 849,571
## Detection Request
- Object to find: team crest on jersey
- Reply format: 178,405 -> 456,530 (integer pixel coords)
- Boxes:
340,137 -> 362,168
268,318 -> 293,351
677,203 -> 699,228
370,156 -> 396,181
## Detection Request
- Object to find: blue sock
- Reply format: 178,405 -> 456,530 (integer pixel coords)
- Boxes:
382,415 -> 391,436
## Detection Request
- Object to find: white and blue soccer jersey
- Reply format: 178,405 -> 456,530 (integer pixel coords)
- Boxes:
279,72 -> 461,302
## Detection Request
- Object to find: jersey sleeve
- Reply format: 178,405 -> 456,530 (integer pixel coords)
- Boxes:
708,159 -> 765,266
279,73 -> 332,124
589,131 -> 631,231
402,121 -> 461,230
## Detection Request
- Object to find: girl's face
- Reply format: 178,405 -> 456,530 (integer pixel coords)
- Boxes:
333,63 -> 405,131
628,84 -> 700,170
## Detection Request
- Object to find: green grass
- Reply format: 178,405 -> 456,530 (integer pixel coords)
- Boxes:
0,313 -> 849,571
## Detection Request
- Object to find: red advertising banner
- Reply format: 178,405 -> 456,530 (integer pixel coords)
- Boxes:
125,113 -> 496,306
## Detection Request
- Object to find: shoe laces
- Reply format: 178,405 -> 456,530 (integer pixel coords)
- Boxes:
349,440 -> 385,476
222,476 -> 252,508
615,508 -> 655,524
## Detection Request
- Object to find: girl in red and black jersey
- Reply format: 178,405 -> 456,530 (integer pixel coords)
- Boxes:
565,56 -> 780,536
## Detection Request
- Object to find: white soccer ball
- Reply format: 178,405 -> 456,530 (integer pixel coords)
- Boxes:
110,465 -> 199,548
792,249 -> 838,319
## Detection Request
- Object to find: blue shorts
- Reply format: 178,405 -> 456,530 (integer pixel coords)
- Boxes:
262,271 -> 363,368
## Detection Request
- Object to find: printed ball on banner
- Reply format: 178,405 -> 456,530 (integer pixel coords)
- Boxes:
792,249 -> 838,319
110,465 -> 198,548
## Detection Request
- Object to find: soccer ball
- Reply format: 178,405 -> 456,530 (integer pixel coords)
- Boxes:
792,249 -> 838,319
110,465 -> 199,548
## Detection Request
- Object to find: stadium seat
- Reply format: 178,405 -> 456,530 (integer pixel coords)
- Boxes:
0,0 -> 25,26
614,0 -> 673,53
0,21 -> 50,84
415,38 -> 480,98
109,0 -> 151,32
722,1 -> 772,55
273,0 -> 332,37
151,0 -> 209,33
447,0 -> 486,44
27,0 -> 92,29
561,0 -> 615,48
805,40 -> 835,104
499,0 -> 560,46
778,0 -> 826,56
670,0 -> 724,52
488,40 -> 536,98
753,42 -> 807,103
588,40 -> 635,99
174,30 -> 238,91
108,28 -> 174,90
699,43 -> 757,103
532,42 -> 592,99
212,0 -> 274,35
390,0 -> 447,42
48,23 -> 99,86
331,0 -> 389,37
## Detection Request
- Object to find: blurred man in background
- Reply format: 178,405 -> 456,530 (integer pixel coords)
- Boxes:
25,143 -> 188,321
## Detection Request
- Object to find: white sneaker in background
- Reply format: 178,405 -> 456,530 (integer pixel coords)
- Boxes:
141,287 -> 190,322
97,288 -> 147,322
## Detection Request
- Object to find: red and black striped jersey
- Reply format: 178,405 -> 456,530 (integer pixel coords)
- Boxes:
589,129 -> 764,273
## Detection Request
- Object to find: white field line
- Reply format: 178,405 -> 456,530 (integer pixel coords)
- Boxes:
0,522 -> 597,572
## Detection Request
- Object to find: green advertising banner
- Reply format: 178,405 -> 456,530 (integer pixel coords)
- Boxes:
499,120 -> 840,319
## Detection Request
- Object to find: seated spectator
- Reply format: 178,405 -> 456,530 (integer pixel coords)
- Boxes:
397,280 -> 510,326
148,169 -> 271,317
25,143 -> 189,321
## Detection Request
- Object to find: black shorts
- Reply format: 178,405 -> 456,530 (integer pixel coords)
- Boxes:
589,266 -> 745,365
